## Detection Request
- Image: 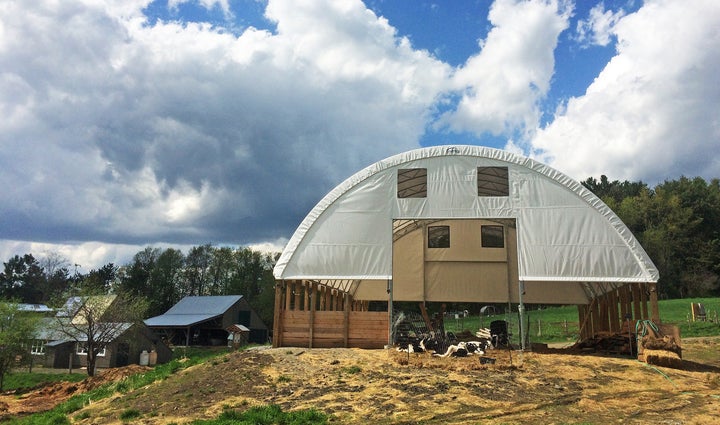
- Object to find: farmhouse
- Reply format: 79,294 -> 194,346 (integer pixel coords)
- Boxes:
272,145 -> 660,349
145,295 -> 268,346
31,296 -> 171,369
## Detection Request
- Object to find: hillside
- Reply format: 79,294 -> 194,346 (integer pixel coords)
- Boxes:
5,338 -> 720,424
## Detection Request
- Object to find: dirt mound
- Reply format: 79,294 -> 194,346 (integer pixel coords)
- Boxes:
2,339 -> 719,424
0,365 -> 151,419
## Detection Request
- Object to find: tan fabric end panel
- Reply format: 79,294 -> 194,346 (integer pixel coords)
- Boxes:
505,225 -> 520,302
424,220 -> 507,262
352,279 -> 389,301
352,277 -> 426,301
521,281 -> 592,304
425,262 -> 509,302
392,226 -> 425,301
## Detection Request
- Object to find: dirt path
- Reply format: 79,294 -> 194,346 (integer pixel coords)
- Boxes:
3,339 -> 719,424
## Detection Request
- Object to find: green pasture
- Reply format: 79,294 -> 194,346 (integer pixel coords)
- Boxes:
443,297 -> 720,344
2,371 -> 86,392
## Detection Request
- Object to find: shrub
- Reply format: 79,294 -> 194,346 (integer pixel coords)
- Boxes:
119,408 -> 141,421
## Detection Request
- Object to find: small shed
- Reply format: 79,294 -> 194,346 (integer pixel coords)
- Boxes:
226,324 -> 251,348
145,295 -> 268,346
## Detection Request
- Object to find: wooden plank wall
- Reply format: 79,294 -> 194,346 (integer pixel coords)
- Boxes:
279,310 -> 387,348
577,282 -> 658,340
273,280 -> 388,349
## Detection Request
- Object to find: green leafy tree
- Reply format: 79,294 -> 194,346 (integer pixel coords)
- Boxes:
146,248 -> 185,316
184,244 -> 213,296
82,263 -> 119,293
654,177 -> 720,296
0,254 -> 45,303
0,301 -> 39,390
229,248 -> 267,300
582,175 -> 648,206
38,252 -> 72,303
208,246 -> 235,295
118,247 -> 161,299
605,178 -> 719,298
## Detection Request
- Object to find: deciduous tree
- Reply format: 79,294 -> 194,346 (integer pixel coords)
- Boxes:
0,301 -> 38,390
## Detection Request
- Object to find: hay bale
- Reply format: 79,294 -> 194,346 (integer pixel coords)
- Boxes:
641,349 -> 683,369
641,335 -> 682,357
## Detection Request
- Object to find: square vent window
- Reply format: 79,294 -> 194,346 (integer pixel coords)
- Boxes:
428,225 -> 450,248
477,167 -> 509,196
397,168 -> 427,198
481,225 -> 504,248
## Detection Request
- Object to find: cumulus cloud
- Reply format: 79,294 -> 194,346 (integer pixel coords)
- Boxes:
169,0 -> 231,15
575,2 -> 625,47
0,0 -> 450,266
532,0 -> 720,182
2,0 -> 718,269
438,0 -> 571,139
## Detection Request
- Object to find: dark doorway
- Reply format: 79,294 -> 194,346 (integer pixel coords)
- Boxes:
238,310 -> 251,326
116,343 -> 130,367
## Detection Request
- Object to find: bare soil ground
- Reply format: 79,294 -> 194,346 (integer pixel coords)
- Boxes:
3,338 -> 719,424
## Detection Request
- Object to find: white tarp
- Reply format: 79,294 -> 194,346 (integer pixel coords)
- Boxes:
273,145 -> 658,304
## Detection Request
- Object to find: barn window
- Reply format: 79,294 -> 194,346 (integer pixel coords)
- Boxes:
477,167 -> 509,196
481,225 -> 504,248
76,343 -> 106,357
31,340 -> 46,355
428,225 -> 450,248
398,168 -> 427,198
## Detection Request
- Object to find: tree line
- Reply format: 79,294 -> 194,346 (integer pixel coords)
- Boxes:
582,175 -> 720,298
0,245 -> 279,327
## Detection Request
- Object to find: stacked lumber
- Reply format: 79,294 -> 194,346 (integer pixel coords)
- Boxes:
573,331 -> 635,355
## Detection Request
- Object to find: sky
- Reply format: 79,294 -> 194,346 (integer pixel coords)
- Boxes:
1,0 -> 719,271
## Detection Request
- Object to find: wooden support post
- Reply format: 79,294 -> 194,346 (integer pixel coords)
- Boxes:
578,301 -> 594,340
285,281 -> 293,311
325,287 -> 332,311
343,293 -> 350,347
599,293 -> 609,333
632,284 -> 642,320
609,288 -> 619,332
419,302 -> 433,331
272,281 -> 284,347
590,296 -> 601,336
309,281 -> 317,348
319,286 -> 326,311
619,284 -> 630,322
577,304 -> 588,340
649,282 -> 660,322
304,281 -> 310,311
294,282 -> 301,311
640,282 -> 649,319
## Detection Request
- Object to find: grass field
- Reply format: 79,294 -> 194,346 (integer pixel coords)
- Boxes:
444,297 -> 720,344
2,372 -> 86,392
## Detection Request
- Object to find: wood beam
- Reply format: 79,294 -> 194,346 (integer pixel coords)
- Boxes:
272,281 -> 284,347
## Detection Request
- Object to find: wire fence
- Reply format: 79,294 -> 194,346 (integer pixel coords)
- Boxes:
441,311 -> 581,345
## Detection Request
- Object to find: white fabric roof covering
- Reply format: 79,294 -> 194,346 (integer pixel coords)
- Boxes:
274,146 -> 658,302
